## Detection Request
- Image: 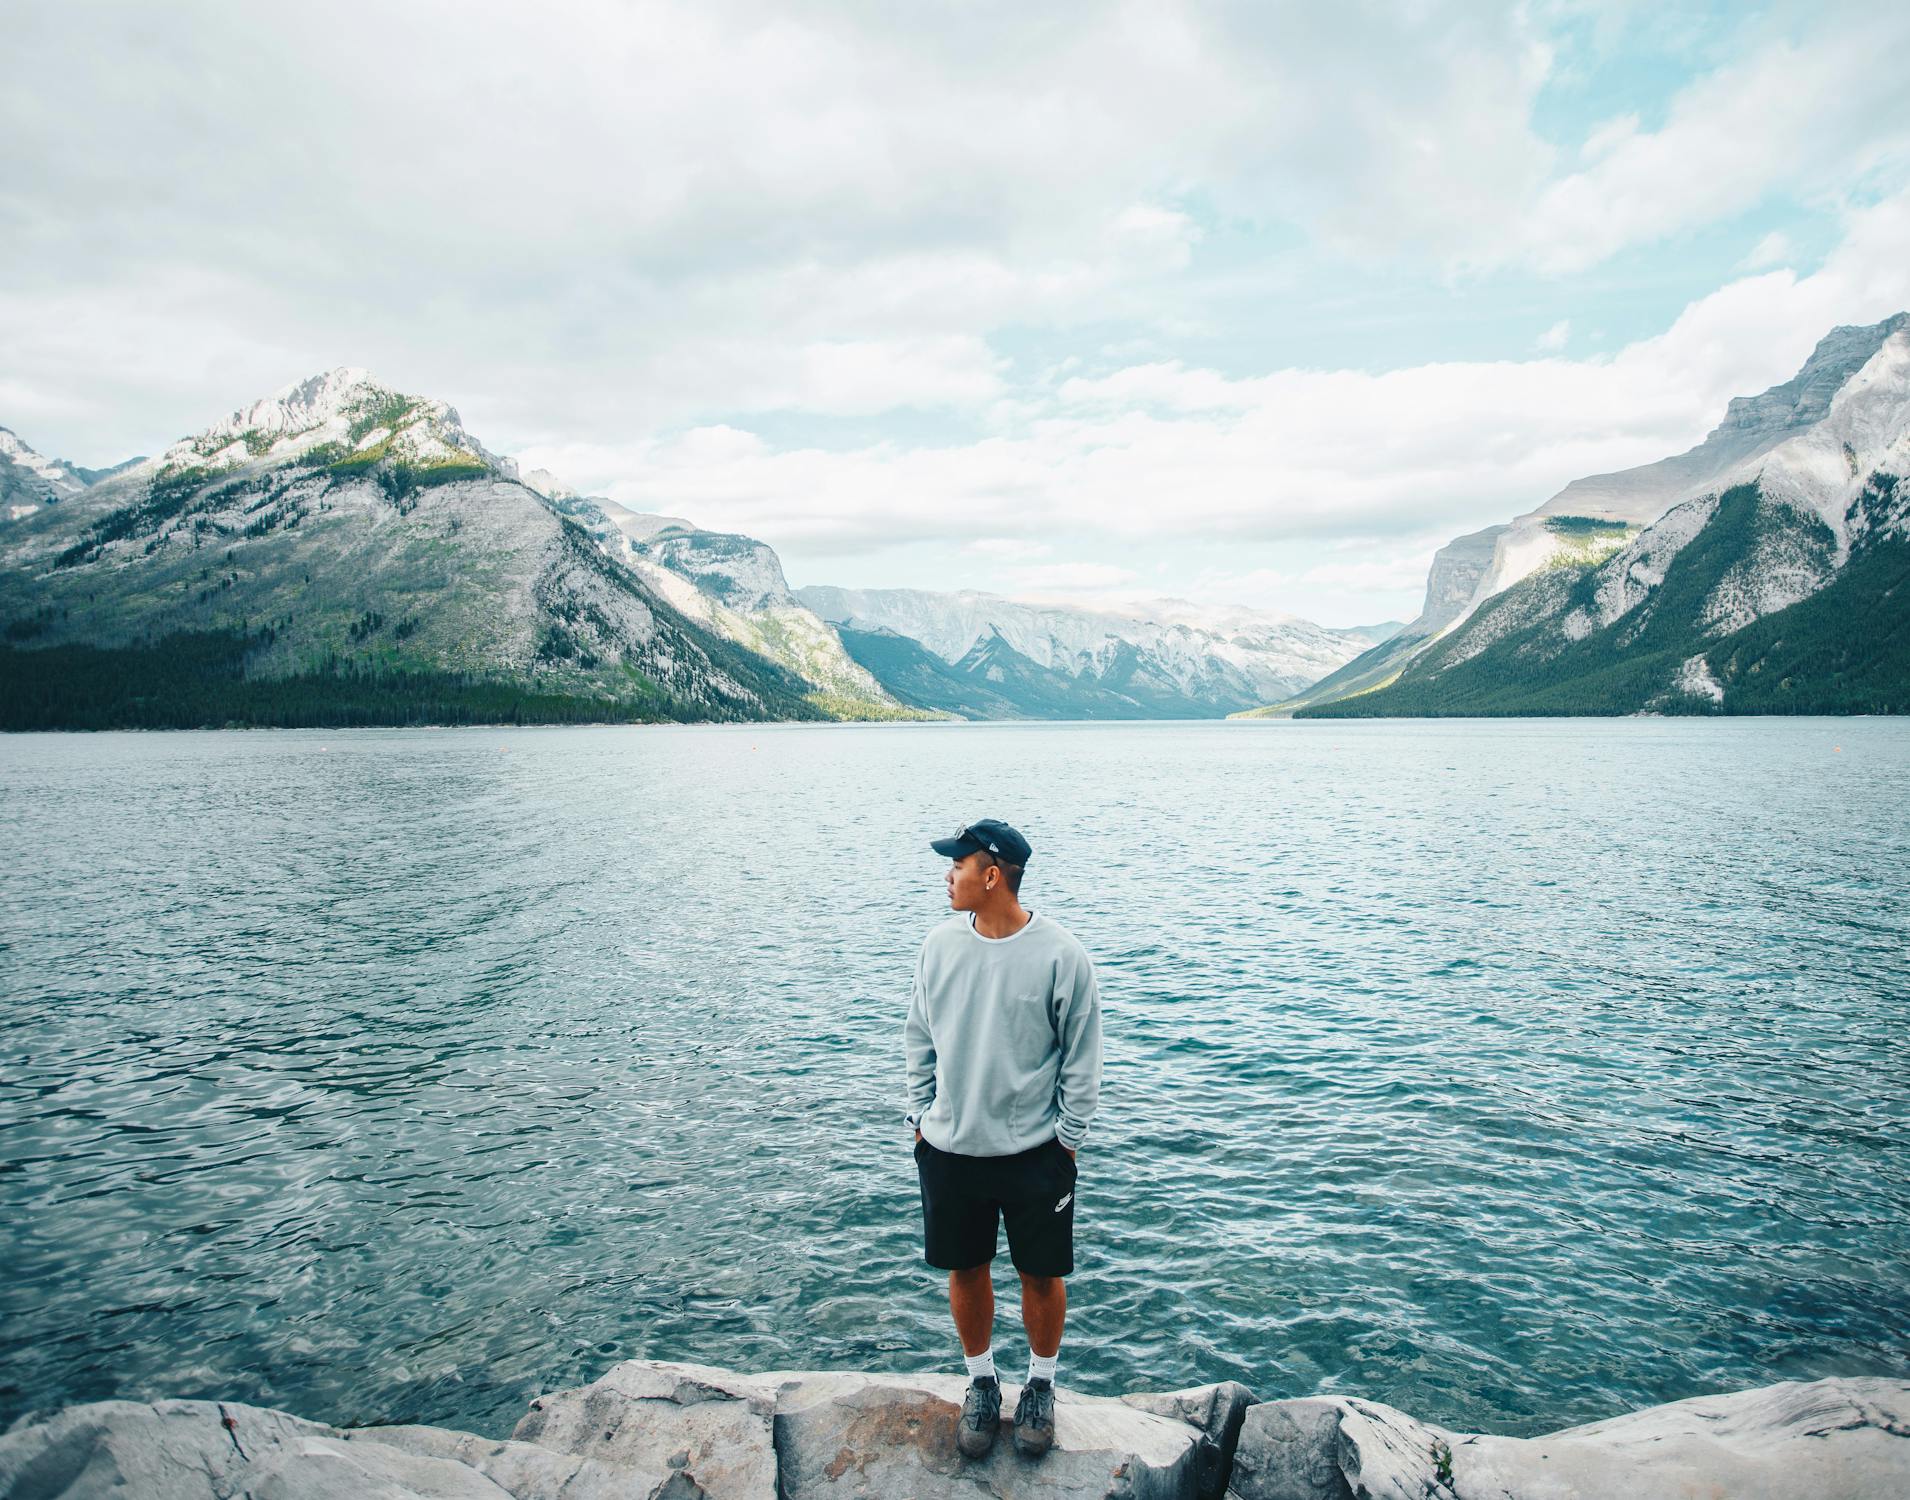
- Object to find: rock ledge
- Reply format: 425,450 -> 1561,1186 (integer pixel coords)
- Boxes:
1,1361 -> 1904,1499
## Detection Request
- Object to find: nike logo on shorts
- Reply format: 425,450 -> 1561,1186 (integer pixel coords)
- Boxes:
1054,1192 -> 1072,1212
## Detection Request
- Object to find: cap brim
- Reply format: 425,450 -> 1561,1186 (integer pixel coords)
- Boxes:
930,835 -> 983,858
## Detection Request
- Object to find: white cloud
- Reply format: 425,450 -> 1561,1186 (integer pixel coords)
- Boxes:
967,538 -> 1049,559
5,2 -> 1910,625
1109,204 -> 1205,272
1739,230 -> 1796,271
1002,563 -> 1139,592
522,186 -> 1910,573
1190,551 -> 1437,615
1057,363 -> 1259,413
8,0 -> 1906,468
1188,565 -> 1295,595
1501,15 -> 1910,274
0,0 -> 1563,457
1579,112 -> 1641,165
1295,553 -> 1441,595
761,338 -> 1006,415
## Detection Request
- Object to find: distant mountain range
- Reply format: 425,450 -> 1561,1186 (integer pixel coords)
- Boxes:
1242,313 -> 1910,717
0,372 -> 1386,728
9,316 -> 1903,730
1,427 -> 142,513
799,586 -> 1397,718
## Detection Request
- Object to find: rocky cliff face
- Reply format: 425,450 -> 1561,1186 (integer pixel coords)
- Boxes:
1286,313 -> 1910,718
0,370 -> 825,725
1412,523 -> 1512,637
0,426 -> 93,518
1534,315 -> 1908,528
1303,467 -> 1909,717
514,482 -> 918,718
1458,315 -> 1909,619
1245,524 -> 1508,715
1,1358 -> 1902,1500
144,365 -> 514,481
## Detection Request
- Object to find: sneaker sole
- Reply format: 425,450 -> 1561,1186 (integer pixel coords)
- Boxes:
957,1424 -> 999,1458
1013,1427 -> 1054,1458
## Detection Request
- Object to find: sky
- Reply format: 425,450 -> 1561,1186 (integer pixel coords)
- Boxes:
6,1 -> 1910,627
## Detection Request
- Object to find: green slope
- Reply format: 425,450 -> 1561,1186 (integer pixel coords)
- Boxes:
0,627 -> 702,730
1298,482 -> 1906,717
1702,478 -> 1910,713
0,458 -> 828,729
1231,628 -> 1427,716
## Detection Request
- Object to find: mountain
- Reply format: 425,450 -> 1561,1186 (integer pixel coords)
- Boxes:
847,622 -> 1208,719
518,481 -> 923,720
1,426 -> 97,517
70,456 -> 148,487
830,625 -> 1030,719
798,585 -> 1394,718
1290,315 -> 1910,717
0,369 -> 836,728
1250,524 -> 1508,714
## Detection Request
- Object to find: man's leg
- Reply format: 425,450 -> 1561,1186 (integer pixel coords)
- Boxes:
949,1262 -> 995,1353
949,1261 -> 1005,1459
1018,1271 -> 1066,1359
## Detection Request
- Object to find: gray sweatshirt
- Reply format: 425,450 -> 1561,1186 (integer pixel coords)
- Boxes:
902,909 -> 1104,1155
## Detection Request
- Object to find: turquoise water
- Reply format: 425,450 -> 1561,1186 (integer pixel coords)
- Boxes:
2,719 -> 1906,1439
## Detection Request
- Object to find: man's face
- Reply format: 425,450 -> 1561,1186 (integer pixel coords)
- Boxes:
945,850 -> 998,910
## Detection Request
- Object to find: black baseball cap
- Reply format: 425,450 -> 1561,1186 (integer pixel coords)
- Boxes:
930,818 -> 1032,865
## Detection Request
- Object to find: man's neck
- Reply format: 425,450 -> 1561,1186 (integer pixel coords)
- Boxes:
971,901 -> 1032,940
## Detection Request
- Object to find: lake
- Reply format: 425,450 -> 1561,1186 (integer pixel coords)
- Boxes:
2,718 -> 1906,1440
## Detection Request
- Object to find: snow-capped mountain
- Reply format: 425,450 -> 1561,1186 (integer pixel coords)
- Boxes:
1,426 -> 93,518
516,478 -> 915,717
797,584 -> 1396,717
0,369 -> 832,725
1260,523 -> 1510,713
150,365 -> 513,480
1292,314 -> 1910,717
1455,315 -> 1908,614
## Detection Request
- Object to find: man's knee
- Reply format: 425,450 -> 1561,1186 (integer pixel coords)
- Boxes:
950,1262 -> 992,1284
1017,1270 -> 1065,1293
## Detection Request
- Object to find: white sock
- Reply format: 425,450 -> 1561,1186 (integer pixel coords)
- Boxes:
964,1347 -> 996,1381
1027,1350 -> 1059,1384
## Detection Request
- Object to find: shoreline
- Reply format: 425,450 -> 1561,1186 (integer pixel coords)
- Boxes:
4,1358 -> 1905,1499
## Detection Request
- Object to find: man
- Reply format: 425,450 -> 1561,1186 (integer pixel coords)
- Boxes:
903,818 -> 1104,1461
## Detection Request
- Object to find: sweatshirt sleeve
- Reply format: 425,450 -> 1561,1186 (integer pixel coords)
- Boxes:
902,947 -> 936,1131
1052,953 -> 1104,1151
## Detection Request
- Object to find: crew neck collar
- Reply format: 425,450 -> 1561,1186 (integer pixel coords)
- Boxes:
966,909 -> 1038,944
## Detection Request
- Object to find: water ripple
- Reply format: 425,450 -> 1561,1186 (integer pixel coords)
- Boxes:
1,718 -> 1906,1439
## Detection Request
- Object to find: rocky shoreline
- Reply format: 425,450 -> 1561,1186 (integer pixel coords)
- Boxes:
2,1359 -> 1905,1499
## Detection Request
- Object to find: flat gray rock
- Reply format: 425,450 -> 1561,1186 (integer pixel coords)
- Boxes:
1225,1377 -> 1910,1500
7,1364 -> 1905,1500
763,1368 -> 1206,1500
510,1359 -> 779,1500
0,1399 -> 508,1500
366,1420 -> 697,1499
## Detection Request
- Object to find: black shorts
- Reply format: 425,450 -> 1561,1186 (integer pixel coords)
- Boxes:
914,1133 -> 1077,1277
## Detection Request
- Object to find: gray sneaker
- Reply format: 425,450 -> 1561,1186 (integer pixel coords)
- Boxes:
957,1375 -> 1002,1457
1013,1376 -> 1056,1457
